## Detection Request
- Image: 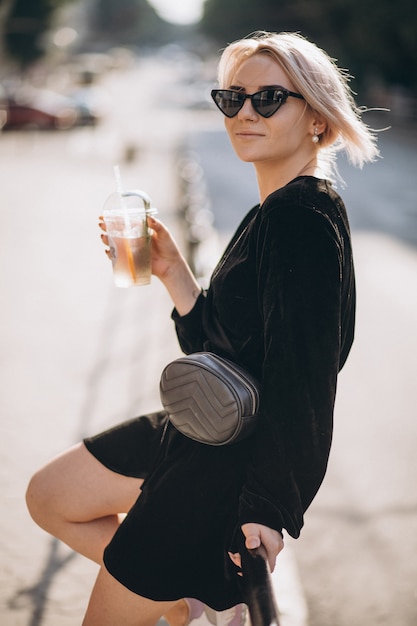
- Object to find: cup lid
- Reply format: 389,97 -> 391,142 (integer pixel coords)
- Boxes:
103,190 -> 158,216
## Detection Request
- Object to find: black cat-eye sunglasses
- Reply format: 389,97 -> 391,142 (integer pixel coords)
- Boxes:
211,87 -> 305,118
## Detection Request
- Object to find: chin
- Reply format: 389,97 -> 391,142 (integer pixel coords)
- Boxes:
232,147 -> 261,163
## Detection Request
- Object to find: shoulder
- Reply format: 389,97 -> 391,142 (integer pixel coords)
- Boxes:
263,176 -> 345,218
258,177 -> 349,245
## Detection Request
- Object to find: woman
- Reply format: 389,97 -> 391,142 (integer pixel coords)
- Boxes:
26,31 -> 379,625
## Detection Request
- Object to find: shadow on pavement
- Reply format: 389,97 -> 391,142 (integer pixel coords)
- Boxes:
8,538 -> 77,626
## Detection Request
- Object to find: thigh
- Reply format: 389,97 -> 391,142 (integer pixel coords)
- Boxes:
83,565 -> 177,626
31,442 -> 143,520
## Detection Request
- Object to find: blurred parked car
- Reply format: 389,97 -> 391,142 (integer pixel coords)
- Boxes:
1,87 -> 101,130
2,89 -> 78,130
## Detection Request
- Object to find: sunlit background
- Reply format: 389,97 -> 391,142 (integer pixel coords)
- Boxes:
1,2 -> 416,626
149,0 -> 204,24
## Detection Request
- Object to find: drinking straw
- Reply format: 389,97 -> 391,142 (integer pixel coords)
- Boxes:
113,164 -> 137,282
113,165 -> 132,229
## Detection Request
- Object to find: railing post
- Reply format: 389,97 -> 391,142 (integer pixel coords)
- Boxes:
240,544 -> 281,626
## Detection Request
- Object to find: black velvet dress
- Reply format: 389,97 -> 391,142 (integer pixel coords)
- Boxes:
84,176 -> 356,610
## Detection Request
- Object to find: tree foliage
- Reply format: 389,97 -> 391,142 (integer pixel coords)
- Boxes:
1,0 -> 175,70
3,0 -> 75,68
200,0 -> 417,92
90,0 -> 166,45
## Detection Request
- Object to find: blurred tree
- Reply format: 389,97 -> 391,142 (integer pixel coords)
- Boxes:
89,0 -> 182,47
1,0 -> 183,71
200,0 -> 417,92
91,0 -> 160,43
324,0 -> 417,91
3,0 -> 76,69
201,0 -> 325,46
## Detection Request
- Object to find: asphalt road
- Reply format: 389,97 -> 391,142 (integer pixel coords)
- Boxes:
1,55 -> 416,626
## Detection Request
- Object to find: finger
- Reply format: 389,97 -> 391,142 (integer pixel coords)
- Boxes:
147,215 -> 166,234
228,552 -> 242,569
101,233 -> 109,246
267,552 -> 277,572
99,219 -> 107,232
264,536 -> 284,573
245,535 -> 261,551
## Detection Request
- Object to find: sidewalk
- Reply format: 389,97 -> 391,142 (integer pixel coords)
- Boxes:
0,58 -> 307,626
0,114 -> 183,626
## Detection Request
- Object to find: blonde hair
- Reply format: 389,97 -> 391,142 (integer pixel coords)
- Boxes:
217,31 -> 380,176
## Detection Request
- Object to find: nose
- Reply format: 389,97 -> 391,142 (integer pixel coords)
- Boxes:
237,97 -> 258,120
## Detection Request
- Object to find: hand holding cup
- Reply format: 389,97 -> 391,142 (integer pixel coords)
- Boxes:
102,189 -> 157,288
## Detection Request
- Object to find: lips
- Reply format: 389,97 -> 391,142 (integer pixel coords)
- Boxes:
235,131 -> 264,137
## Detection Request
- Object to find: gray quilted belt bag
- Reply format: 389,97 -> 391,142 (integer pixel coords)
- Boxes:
159,352 -> 260,446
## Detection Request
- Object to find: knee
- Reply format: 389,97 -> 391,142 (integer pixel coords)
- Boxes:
25,467 -> 56,529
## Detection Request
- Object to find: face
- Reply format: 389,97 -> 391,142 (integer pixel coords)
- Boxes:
223,54 -> 315,167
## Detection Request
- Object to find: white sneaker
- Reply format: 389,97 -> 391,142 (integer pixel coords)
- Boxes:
185,599 -> 248,626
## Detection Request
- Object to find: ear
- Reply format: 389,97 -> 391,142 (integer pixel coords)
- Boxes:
310,112 -> 327,136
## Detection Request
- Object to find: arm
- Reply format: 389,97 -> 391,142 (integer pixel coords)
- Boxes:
238,207 -> 343,543
100,215 -> 201,316
146,216 -> 201,316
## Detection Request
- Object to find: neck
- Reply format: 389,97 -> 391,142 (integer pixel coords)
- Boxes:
255,157 -> 322,204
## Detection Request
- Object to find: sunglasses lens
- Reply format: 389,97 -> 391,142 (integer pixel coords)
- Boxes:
212,91 -> 244,117
212,89 -> 289,118
253,90 -> 285,117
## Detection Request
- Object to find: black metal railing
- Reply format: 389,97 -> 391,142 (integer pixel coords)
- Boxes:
241,544 -> 281,626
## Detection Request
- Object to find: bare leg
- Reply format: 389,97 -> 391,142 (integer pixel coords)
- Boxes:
26,442 -> 190,626
26,442 -> 143,563
82,566 -> 178,626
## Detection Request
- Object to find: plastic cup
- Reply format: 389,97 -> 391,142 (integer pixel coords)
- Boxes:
103,189 -> 156,288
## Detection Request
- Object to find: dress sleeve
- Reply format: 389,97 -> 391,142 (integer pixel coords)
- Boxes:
238,206 -> 343,538
171,290 -> 208,354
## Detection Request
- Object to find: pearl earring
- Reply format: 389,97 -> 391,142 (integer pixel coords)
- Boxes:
312,128 -> 319,144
